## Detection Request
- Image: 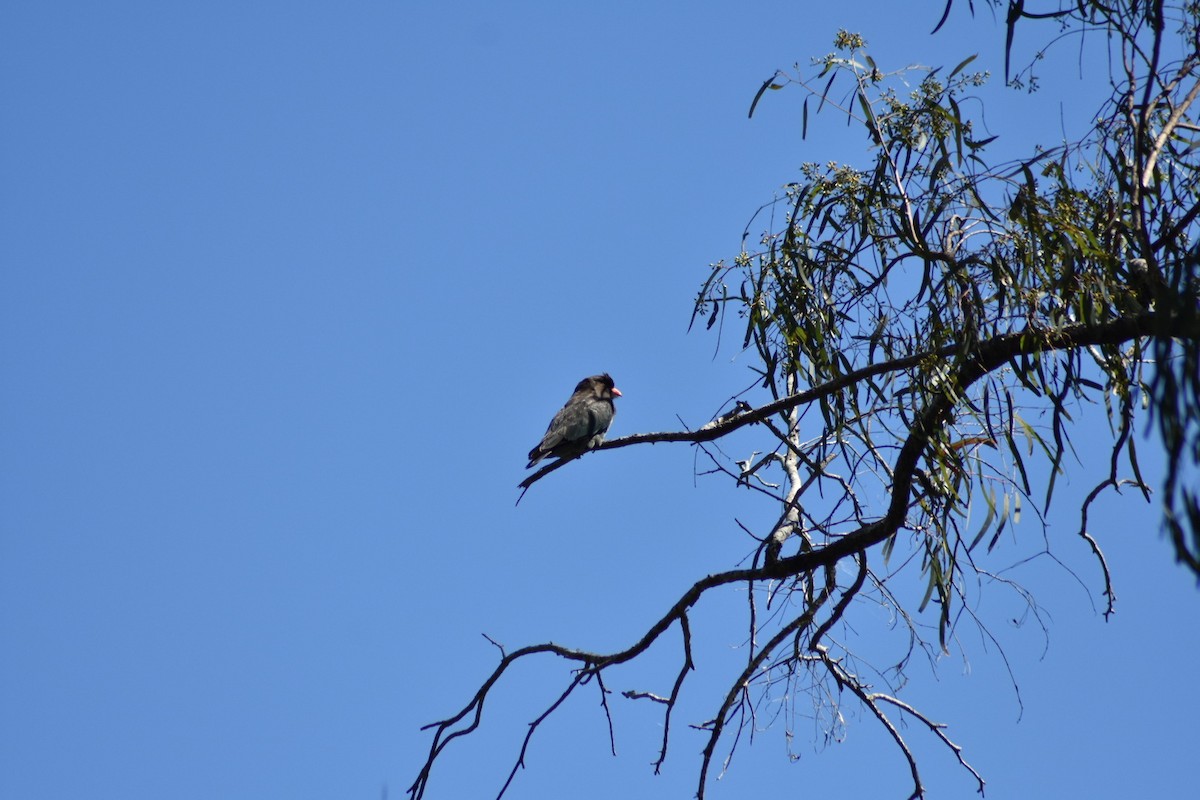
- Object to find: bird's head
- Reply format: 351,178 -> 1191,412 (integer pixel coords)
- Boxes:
577,373 -> 621,399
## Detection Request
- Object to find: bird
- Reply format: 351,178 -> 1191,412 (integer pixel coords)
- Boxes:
526,374 -> 622,469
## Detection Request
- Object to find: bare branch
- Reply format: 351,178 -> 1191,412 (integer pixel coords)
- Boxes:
1142,71 -> 1200,187
653,613 -> 694,774
698,594 -> 833,799
594,671 -> 617,757
1078,478 -> 1149,619
496,670 -> 590,800
819,649 -> 925,799
872,692 -> 986,795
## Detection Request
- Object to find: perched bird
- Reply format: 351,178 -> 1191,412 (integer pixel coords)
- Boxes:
526,374 -> 622,468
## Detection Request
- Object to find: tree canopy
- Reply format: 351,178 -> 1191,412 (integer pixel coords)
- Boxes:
413,2 -> 1200,797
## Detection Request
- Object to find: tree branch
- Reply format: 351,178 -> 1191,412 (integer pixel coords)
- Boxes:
518,311 -> 1197,495
429,310 -> 1200,799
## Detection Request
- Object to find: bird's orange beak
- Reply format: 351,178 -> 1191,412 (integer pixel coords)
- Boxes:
612,387 -> 623,397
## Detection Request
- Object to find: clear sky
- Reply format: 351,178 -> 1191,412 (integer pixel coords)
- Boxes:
2,2 -> 1197,799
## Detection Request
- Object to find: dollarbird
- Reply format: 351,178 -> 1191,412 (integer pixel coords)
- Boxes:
526,374 -> 622,468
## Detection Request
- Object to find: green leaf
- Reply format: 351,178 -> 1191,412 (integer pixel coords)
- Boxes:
856,90 -> 880,143
748,71 -> 782,119
948,53 -> 978,79
988,493 -> 1010,552
968,487 -> 998,551
816,72 -> 837,113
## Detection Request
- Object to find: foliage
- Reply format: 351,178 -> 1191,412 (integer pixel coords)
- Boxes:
705,5 -> 1200,585
414,3 -> 1200,798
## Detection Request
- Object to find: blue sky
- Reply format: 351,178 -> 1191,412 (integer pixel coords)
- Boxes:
2,2 -> 1197,799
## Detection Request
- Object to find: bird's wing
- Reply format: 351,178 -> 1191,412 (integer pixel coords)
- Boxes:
538,397 -> 597,450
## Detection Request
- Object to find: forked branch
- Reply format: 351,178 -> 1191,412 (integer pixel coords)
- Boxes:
415,310 -> 1197,799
